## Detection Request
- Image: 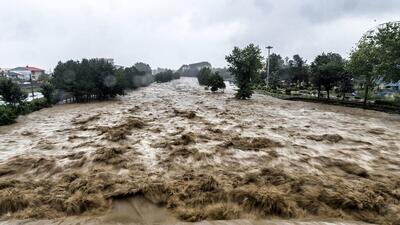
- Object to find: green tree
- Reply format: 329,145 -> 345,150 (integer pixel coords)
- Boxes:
154,70 -> 174,83
0,77 -> 27,106
226,44 -> 264,99
291,54 -> 309,84
311,53 -> 344,99
52,59 -> 124,102
208,72 -> 226,92
348,41 -> 380,105
348,22 -> 400,105
40,82 -> 55,104
264,54 -> 284,89
134,62 -> 152,75
338,72 -> 354,101
197,67 -> 212,86
373,22 -> 400,82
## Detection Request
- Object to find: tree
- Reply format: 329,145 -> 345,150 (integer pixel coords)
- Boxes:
52,59 -> 125,102
262,54 -> 284,89
310,53 -> 344,99
291,54 -> 309,84
154,70 -> 174,83
373,22 -> 400,82
348,41 -> 380,105
197,67 -> 212,86
226,44 -> 264,99
208,72 -> 226,92
348,22 -> 400,105
134,62 -> 152,75
0,77 -> 27,106
338,72 -> 354,101
40,82 -> 55,104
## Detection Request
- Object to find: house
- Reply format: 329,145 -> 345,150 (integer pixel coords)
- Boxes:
9,66 -> 45,81
177,62 -> 212,77
0,68 -> 9,78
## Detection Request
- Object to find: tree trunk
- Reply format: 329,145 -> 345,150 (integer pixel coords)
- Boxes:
327,89 -> 330,100
364,84 -> 369,106
317,85 -> 321,99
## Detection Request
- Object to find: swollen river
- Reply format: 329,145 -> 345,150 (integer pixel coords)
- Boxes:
0,78 -> 399,224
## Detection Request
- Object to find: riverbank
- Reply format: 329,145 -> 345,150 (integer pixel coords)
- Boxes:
256,90 -> 400,114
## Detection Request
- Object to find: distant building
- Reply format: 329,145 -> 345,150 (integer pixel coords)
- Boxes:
177,62 -> 212,77
9,66 -> 45,81
0,68 -> 9,78
95,58 -> 115,65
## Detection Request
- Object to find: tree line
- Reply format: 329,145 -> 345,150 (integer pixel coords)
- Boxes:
224,21 -> 400,105
52,59 -> 154,103
154,70 -> 180,83
0,59 -> 162,125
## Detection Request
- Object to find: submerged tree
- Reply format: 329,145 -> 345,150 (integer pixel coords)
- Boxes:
226,44 -> 264,99
197,67 -> 212,86
208,72 -> 226,92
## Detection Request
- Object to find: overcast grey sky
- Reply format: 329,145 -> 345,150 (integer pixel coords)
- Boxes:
0,0 -> 399,70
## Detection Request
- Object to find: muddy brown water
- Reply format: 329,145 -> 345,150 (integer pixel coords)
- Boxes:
0,78 -> 399,224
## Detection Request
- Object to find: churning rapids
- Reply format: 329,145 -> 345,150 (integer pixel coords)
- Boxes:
0,78 -> 399,225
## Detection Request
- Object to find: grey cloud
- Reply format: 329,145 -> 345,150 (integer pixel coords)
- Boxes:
300,0 -> 400,23
0,0 -> 399,70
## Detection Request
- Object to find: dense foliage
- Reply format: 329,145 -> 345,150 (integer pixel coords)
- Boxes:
0,106 -> 18,125
226,44 -> 264,99
197,68 -> 212,86
154,70 -> 180,83
115,66 -> 153,89
208,72 -> 226,92
53,59 -> 125,102
0,77 -> 27,105
310,53 -> 345,99
40,82 -> 55,104
348,22 -> 400,105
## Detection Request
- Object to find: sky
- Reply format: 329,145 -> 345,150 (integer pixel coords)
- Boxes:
0,0 -> 399,71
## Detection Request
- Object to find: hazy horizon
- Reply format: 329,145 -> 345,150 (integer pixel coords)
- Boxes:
0,0 -> 399,71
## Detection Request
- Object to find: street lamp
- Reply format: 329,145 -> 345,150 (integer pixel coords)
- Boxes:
27,65 -> 34,99
266,46 -> 273,87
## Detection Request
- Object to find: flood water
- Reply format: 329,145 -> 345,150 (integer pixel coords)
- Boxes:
0,78 -> 399,224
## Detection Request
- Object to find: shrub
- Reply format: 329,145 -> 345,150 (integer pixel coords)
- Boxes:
208,72 -> 226,92
197,68 -> 212,86
0,77 -> 27,105
154,70 -> 178,83
40,82 -> 55,104
0,106 -> 18,126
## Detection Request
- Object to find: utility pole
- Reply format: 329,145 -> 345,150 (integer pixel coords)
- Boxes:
27,65 -> 34,99
266,46 -> 273,87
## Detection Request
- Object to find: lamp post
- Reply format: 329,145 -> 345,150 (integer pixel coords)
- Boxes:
27,65 -> 34,99
266,46 -> 273,87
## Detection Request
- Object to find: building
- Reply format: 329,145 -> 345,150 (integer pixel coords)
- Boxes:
9,66 -> 45,81
0,68 -> 9,78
